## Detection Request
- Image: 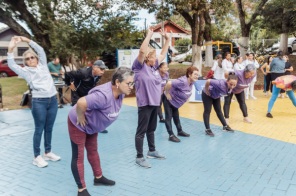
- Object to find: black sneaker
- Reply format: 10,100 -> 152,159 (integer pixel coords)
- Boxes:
78,189 -> 91,196
205,129 -> 214,137
159,119 -> 165,123
266,113 -> 273,118
177,131 -> 190,137
94,176 -> 115,186
101,130 -> 108,133
223,125 -> 234,132
168,135 -> 181,142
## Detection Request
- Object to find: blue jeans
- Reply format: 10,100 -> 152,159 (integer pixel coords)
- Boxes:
267,85 -> 296,113
31,95 -> 58,157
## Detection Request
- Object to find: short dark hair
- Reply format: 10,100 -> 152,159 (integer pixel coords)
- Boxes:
227,72 -> 238,81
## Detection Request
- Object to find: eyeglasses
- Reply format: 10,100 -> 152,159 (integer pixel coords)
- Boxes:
25,56 -> 36,61
126,82 -> 135,87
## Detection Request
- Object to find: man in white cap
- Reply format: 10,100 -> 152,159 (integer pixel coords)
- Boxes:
65,60 -> 108,133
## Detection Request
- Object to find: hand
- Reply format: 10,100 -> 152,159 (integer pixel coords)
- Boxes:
8,36 -> 21,52
205,89 -> 211,96
160,29 -> 170,41
69,83 -> 76,91
76,115 -> 87,127
165,92 -> 172,101
147,28 -> 154,36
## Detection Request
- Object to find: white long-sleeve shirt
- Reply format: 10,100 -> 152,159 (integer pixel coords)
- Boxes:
7,41 -> 57,98
222,59 -> 234,73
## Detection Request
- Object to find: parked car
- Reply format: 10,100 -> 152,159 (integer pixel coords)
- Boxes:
0,58 -> 24,77
271,37 -> 296,54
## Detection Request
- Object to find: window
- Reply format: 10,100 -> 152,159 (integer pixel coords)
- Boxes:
18,47 -> 29,56
0,47 -> 8,56
155,38 -> 160,43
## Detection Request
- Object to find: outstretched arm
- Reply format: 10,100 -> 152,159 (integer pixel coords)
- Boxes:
138,28 -> 154,64
157,30 -> 171,63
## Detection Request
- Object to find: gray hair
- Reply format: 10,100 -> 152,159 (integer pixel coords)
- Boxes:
23,49 -> 39,66
111,67 -> 134,85
244,64 -> 256,72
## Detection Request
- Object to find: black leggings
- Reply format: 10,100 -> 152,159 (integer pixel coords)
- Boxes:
265,73 -> 272,92
223,91 -> 248,118
162,95 -> 183,136
202,91 -> 227,130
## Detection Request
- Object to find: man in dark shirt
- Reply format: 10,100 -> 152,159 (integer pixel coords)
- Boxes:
65,60 -> 108,132
65,60 -> 106,105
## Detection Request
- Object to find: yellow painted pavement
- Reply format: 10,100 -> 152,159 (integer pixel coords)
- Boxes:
123,90 -> 296,144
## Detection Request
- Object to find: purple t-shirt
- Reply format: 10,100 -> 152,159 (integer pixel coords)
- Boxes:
132,59 -> 162,107
232,70 -> 256,94
203,79 -> 230,99
68,82 -> 124,134
161,72 -> 169,91
169,76 -> 193,108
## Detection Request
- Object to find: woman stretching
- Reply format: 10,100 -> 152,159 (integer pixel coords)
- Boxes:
163,66 -> 199,142
266,75 -> 296,118
202,73 -> 238,137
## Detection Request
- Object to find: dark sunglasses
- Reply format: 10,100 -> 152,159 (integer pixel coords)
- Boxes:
25,56 -> 36,61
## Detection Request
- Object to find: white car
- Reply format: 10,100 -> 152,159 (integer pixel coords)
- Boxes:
172,49 -> 192,63
271,37 -> 296,54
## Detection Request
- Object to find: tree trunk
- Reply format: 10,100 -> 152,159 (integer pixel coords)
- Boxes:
204,41 -> 213,67
192,44 -> 203,74
279,33 -> 288,54
239,37 -> 249,58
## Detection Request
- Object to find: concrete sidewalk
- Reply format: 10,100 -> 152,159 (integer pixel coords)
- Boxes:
1,95 -> 296,195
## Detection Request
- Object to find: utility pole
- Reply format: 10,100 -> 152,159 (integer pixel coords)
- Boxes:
161,0 -> 164,47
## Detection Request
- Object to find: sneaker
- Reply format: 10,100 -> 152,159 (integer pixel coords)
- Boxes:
94,176 -> 115,186
243,117 -> 252,124
58,104 -> 64,108
281,94 -> 285,99
223,125 -> 234,132
159,119 -> 165,123
147,151 -> 166,159
136,157 -> 151,168
250,95 -> 257,100
33,155 -> 48,168
43,152 -> 61,161
245,96 -> 249,100
101,130 -> 108,133
205,129 -> 214,137
78,189 -> 91,196
168,135 -> 180,142
266,113 -> 273,118
177,131 -> 190,137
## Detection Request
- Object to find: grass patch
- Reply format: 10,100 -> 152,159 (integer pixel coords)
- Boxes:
0,77 -> 28,110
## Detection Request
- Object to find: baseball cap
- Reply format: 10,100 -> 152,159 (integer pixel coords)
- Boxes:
93,60 -> 107,69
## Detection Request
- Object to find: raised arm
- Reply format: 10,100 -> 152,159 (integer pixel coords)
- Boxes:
138,29 -> 154,64
19,36 -> 47,66
157,29 -> 171,63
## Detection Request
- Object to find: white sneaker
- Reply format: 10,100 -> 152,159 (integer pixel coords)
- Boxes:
43,152 -> 61,161
250,95 -> 257,100
33,155 -> 48,168
243,117 -> 252,124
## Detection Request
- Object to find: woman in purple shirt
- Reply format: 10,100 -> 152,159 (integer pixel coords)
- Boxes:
223,64 -> 256,124
163,66 -> 199,142
68,67 -> 134,196
202,74 -> 238,136
158,62 -> 169,123
132,28 -> 170,168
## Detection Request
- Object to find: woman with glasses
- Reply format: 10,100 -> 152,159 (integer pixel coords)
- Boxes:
7,36 -> 61,168
68,67 -> 134,196
223,64 -> 257,124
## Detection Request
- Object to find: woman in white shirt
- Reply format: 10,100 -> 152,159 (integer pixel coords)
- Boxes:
222,52 -> 234,74
243,52 -> 260,99
234,56 -> 245,71
211,54 -> 224,79
7,36 -> 61,168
